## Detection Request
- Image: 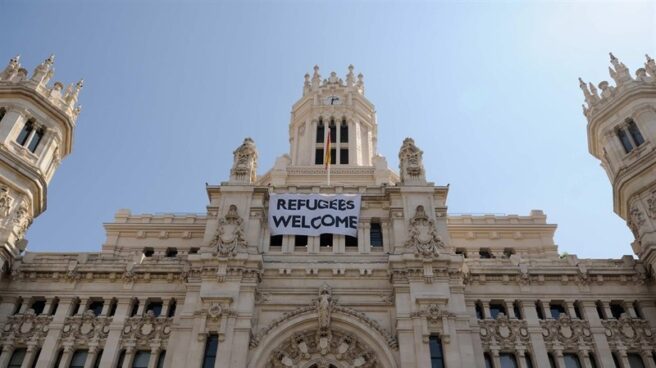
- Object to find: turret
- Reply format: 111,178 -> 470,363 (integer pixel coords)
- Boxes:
0,55 -> 82,274
581,53 -> 656,275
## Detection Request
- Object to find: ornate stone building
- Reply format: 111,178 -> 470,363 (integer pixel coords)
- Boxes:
0,54 -> 654,368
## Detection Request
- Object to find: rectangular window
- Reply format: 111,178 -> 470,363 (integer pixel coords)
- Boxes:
88,300 -> 104,317
146,301 -> 163,317
70,299 -> 81,316
167,300 -> 176,317
536,301 -> 545,320
549,303 -> 567,319
489,302 -> 506,319
69,350 -> 88,368
93,350 -> 103,368
609,302 -> 625,319
627,353 -> 646,368
130,299 -> 139,317
156,351 -> 166,368
202,334 -> 219,368
370,222 -> 383,247
50,298 -> 59,316
340,149 -> 348,164
563,353 -> 582,368
108,299 -> 117,317
16,121 -> 33,146
294,235 -> 307,248
627,120 -> 645,146
316,122 -> 324,143
30,349 -> 40,368
513,301 -> 522,319
315,149 -> 324,165
8,348 -> 26,368
30,299 -> 46,315
320,233 -> 332,247
329,125 -> 336,143
499,353 -> 518,368
428,336 -> 444,368
330,148 -> 336,165
475,302 -> 484,320
345,235 -> 358,247
132,351 -> 150,368
27,129 -> 44,153
116,350 -> 125,368
270,235 -> 283,247
340,122 -> 348,142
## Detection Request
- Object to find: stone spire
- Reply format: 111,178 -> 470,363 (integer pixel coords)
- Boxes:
346,64 -> 355,87
399,138 -> 426,185
608,52 -> 631,86
230,137 -> 258,184
311,65 -> 321,91
0,55 -> 21,81
31,54 -> 55,85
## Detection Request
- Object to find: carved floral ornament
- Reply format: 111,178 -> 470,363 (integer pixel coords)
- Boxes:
61,310 -> 112,343
478,313 -> 530,350
540,315 -> 593,350
405,205 -> 445,257
1,309 -> 52,345
12,199 -> 32,239
209,204 -> 247,257
121,311 -> 172,349
647,192 -> 656,219
602,315 -> 655,350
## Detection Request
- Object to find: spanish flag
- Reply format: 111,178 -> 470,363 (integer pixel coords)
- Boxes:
324,127 -> 331,170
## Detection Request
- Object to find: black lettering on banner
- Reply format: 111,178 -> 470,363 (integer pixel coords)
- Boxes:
272,216 -> 292,227
277,199 -> 287,210
346,201 -> 354,210
335,216 -> 349,228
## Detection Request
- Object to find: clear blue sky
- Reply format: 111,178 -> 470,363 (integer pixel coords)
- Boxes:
2,0 -> 654,258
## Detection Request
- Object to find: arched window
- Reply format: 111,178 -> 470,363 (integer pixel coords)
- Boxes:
499,353 -> 518,368
16,120 -> 34,146
563,353 -> 582,368
316,119 -> 324,143
627,120 -> 645,146
340,119 -> 348,142
69,350 -> 88,368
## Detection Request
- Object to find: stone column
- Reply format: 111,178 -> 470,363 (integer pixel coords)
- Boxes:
641,350 -> 656,368
57,345 -> 74,368
160,301 -> 169,319
97,298 -> 131,368
77,298 -> 89,316
579,350 -> 593,368
505,300 -> 516,319
617,349 -> 630,368
0,345 -> 15,368
517,349 -> 528,368
34,297 -> 73,368
491,349 -> 501,368
625,303 -> 638,319
121,347 -> 135,368
566,301 -> 578,319
100,302 -> 110,317
83,346 -> 98,368
482,302 -> 491,320
20,343 -> 39,368
554,349 -> 565,368
360,223 -> 369,253
601,301 -> 613,320
580,301 -> 615,368
146,346 -> 160,368
520,300 -> 550,368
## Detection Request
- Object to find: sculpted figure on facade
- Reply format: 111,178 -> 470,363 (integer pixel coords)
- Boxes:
12,200 -> 31,239
230,137 -> 258,184
315,283 -> 336,331
399,137 -> 426,184
210,204 -> 246,256
0,186 -> 13,218
405,205 -> 445,257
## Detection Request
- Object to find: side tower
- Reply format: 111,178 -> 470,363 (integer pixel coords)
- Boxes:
0,55 -> 82,275
581,53 -> 656,274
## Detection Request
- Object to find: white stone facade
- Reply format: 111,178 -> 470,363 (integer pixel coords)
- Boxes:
0,57 -> 654,368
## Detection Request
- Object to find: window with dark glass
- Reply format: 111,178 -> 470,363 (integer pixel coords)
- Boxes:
339,148 -> 348,164
13,298 -> 22,315
16,120 -> 34,146
69,350 -> 88,368
0,108 -> 6,122
627,353 -> 646,368
320,233 -> 333,247
8,348 -> 26,368
30,349 -> 40,368
370,222 -> 383,247
53,349 -> 64,368
316,120 -> 324,143
503,248 -> 515,258
132,351 -> 150,368
479,249 -> 493,259
329,120 -> 336,143
627,120 -> 645,146
202,333 -> 219,368
536,301 -> 545,320
589,353 -> 598,368
612,353 -> 622,368
270,235 -> 283,247
146,300 -> 163,317
489,302 -> 506,319
513,301 -> 522,319
610,302 -> 625,319
165,248 -> 178,257
167,300 -> 176,317
27,128 -> 44,153
340,120 -> 348,142
189,247 -> 199,254
330,148 -> 336,165
525,353 -> 534,368
294,235 -> 308,248
143,248 -> 154,257
475,301 -> 484,320
547,353 -> 557,368
130,299 -> 139,317
633,301 -> 643,319
116,350 -> 125,368
428,336 -> 444,368
156,351 -> 166,368
483,353 -> 493,368
88,300 -> 104,317
549,303 -> 567,319
617,128 -> 634,153
31,299 -> 46,315
315,148 -> 324,165
108,299 -> 117,317
345,235 -> 358,247
500,353 -> 518,368
563,353 -> 582,368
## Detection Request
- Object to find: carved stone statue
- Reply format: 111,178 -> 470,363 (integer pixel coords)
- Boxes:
315,283 -> 335,330
230,138 -> 258,184
399,138 -> 426,184
12,200 -> 32,239
210,205 -> 246,256
405,205 -> 445,257
0,186 -> 13,218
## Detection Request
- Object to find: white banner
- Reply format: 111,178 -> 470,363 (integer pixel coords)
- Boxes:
268,193 -> 361,237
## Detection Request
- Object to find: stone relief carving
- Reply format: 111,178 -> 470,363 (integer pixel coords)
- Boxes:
61,310 -> 112,344
647,193 -> 656,219
405,205 -> 445,257
540,315 -> 593,351
121,310 -> 172,349
398,137 -> 426,184
628,205 -> 646,240
250,285 -> 397,350
0,186 -> 13,217
1,309 -> 52,346
12,200 -> 32,239
268,329 -> 376,368
478,313 -> 530,351
230,137 -> 258,184
602,314 -> 655,351
209,205 -> 247,257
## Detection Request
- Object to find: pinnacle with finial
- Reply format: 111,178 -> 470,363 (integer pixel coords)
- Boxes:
646,54 -> 654,62
609,52 -> 617,62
